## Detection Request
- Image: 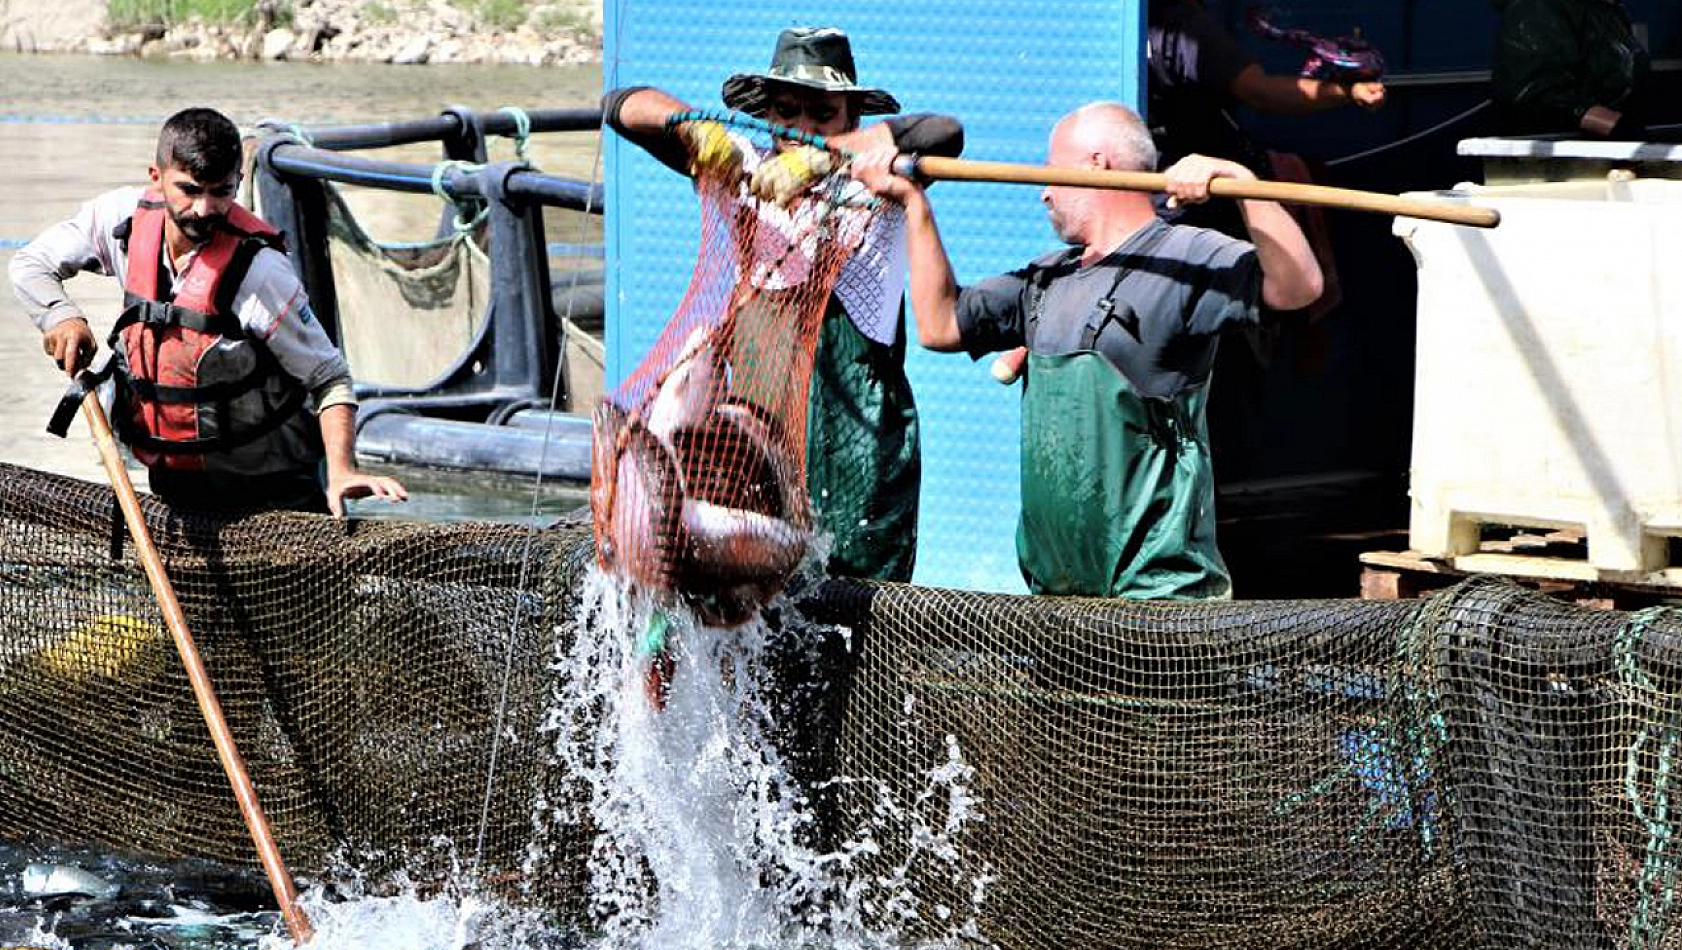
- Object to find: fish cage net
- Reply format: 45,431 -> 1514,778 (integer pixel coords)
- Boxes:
592,119 -> 885,628
2,458 -> 1681,949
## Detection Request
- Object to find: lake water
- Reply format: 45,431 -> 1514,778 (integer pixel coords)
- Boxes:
0,51 -> 602,522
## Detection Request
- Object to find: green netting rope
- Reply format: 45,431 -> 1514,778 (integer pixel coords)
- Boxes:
280,123 -> 314,147
1619,606 -> 1682,950
498,105 -> 533,165
429,158 -> 489,234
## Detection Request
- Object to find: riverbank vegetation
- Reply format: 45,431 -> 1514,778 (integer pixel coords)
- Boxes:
49,0 -> 602,64
109,0 -> 264,29
105,0 -> 592,36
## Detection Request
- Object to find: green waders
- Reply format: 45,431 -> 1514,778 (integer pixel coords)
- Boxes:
1017,349 -> 1231,600
803,298 -> 920,582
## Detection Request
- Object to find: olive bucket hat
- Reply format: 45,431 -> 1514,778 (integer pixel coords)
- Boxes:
721,27 -> 901,117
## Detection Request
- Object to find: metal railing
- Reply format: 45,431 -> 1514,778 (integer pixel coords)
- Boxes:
252,105 -> 604,447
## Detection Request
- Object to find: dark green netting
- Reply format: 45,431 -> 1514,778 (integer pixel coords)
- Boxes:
2,460 -> 1679,949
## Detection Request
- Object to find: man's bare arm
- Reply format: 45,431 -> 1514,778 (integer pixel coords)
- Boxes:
850,148 -> 964,351
317,403 -> 407,518
1163,154 -> 1323,312
1230,64 -> 1385,115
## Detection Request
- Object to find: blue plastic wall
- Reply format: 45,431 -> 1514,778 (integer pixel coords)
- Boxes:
603,1 -> 1145,593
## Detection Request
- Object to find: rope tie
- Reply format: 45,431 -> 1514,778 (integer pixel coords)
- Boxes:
1619,607 -> 1682,950
429,158 -> 488,234
499,105 -> 533,165
1395,602 -> 1450,859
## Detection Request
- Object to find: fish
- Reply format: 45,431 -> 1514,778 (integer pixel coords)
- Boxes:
596,415 -> 684,592
21,862 -> 121,902
594,329 -> 812,628
643,329 -> 724,443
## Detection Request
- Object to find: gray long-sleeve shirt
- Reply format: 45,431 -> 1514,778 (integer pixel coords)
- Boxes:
9,186 -> 355,409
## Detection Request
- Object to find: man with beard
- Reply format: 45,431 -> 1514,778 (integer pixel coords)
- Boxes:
10,107 -> 405,516
853,102 -> 1322,599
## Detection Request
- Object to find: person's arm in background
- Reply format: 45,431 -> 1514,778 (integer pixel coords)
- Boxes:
1164,154 -> 1322,312
1229,64 -> 1386,115
830,114 -> 964,159
1172,1 -> 1385,117
1492,0 -> 1623,136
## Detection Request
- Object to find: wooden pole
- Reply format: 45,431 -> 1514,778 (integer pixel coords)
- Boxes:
80,391 -> 316,947
895,155 -> 1501,229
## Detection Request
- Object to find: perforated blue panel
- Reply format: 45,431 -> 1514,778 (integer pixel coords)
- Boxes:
604,0 -> 1144,592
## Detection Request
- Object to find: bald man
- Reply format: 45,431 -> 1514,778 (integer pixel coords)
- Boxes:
853,102 -> 1321,600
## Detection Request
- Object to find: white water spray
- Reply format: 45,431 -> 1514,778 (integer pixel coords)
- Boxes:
532,567 -> 996,950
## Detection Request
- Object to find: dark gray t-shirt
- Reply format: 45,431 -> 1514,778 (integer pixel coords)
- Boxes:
955,218 -> 1261,400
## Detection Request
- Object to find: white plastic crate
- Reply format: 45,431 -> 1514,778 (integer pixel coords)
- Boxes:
1396,178 -> 1682,577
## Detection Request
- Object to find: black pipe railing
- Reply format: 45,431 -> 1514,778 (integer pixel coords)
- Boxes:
251,105 -> 606,446
257,107 -> 602,152
261,140 -> 605,210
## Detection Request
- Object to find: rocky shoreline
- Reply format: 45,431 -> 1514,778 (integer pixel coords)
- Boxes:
2,0 -> 601,66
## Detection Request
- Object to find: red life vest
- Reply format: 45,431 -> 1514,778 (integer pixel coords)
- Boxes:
110,191 -> 321,475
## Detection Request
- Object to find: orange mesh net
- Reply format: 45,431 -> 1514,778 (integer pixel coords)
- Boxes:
591,131 -> 874,625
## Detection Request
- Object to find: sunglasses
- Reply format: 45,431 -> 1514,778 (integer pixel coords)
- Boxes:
768,99 -> 844,125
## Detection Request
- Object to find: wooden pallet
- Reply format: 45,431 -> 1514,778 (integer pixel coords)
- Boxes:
1360,529 -> 1682,610
1411,505 -> 1682,575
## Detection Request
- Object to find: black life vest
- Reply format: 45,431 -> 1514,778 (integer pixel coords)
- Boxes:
109,191 -> 321,475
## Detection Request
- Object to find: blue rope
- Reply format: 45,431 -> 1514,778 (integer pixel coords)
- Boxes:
664,108 -> 837,154
498,105 -> 533,165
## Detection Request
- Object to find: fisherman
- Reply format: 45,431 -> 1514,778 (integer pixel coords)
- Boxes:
8,107 -> 405,517
1491,0 -> 1650,138
603,28 -> 963,852
852,102 -> 1322,599
602,26 -> 963,585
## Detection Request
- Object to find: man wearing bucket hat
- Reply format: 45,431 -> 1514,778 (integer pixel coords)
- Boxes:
603,27 -> 963,585
604,28 -> 962,849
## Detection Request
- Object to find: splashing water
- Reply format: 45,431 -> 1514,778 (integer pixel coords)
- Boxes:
3,563 -> 991,950
533,567 -> 995,950
260,887 -> 531,950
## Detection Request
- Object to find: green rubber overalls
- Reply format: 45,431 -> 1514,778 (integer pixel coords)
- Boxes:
1015,246 -> 1232,600
804,297 -> 920,582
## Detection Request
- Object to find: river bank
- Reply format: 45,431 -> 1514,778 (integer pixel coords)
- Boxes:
0,0 -> 600,66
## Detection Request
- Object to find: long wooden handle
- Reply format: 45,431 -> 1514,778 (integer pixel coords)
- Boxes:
81,392 -> 315,947
899,155 -> 1501,229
